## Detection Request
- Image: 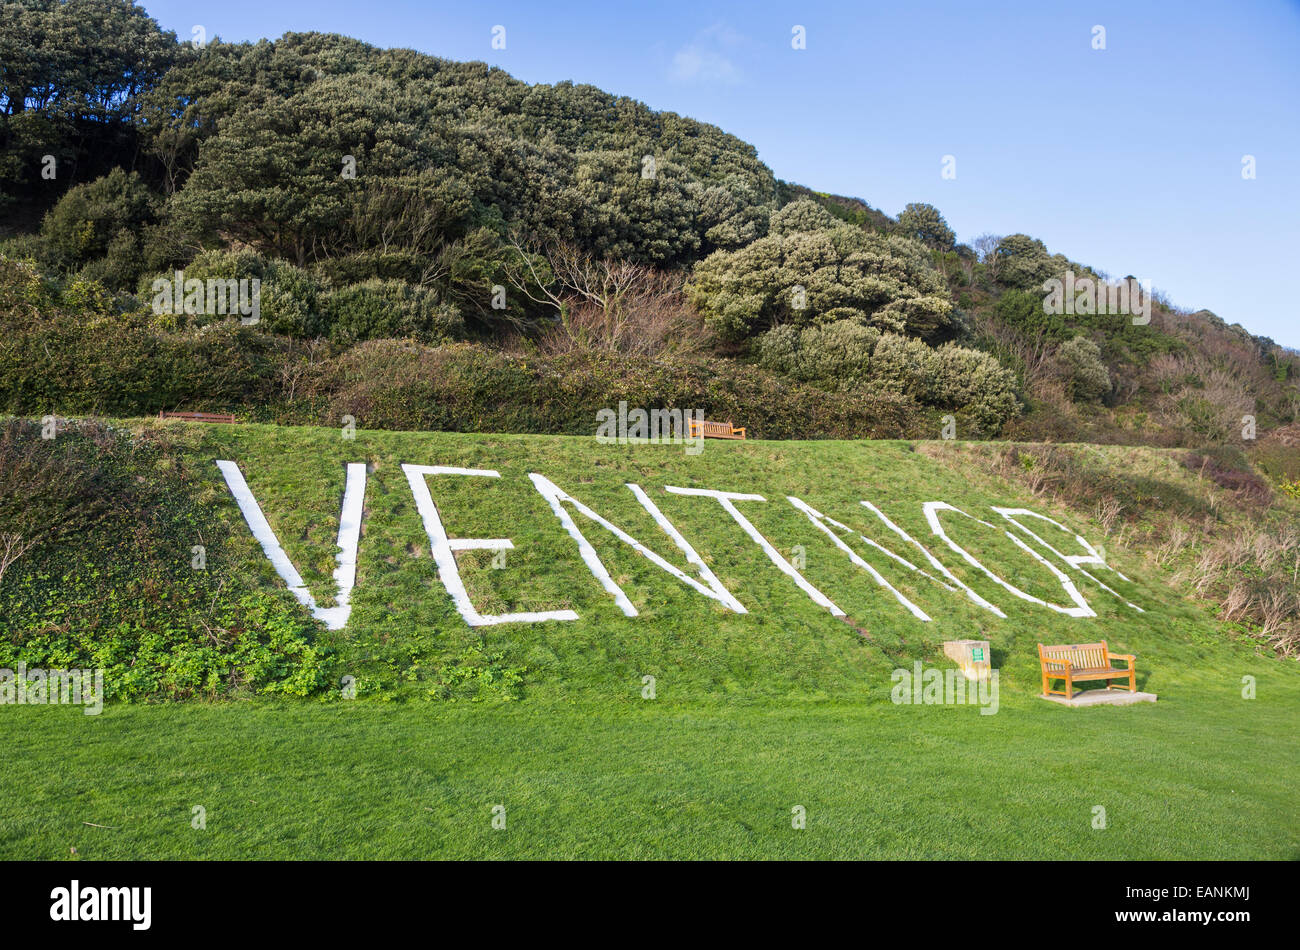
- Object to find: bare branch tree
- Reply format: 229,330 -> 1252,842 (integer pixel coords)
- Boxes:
971,233 -> 1003,283
502,235 -> 707,357
0,532 -> 36,585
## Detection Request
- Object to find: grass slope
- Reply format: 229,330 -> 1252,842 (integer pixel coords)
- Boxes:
1,422 -> 1297,858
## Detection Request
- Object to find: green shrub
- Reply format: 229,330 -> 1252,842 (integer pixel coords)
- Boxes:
687,219 -> 953,341
38,169 -> 158,287
141,249 -> 327,337
758,320 -> 881,389
869,333 -> 943,402
0,234 -> 47,262
993,234 -> 1068,290
927,342 -> 1022,432
0,254 -> 55,315
59,275 -> 115,315
301,340 -> 923,440
324,279 -> 464,346
757,319 -> 1020,433
994,288 -> 1071,341
308,249 -> 429,287
896,202 -> 955,250
769,198 -> 838,236
1058,335 -> 1112,401
0,299 -> 282,416
76,230 -> 146,290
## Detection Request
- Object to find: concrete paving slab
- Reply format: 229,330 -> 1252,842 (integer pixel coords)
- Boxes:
1041,690 -> 1157,707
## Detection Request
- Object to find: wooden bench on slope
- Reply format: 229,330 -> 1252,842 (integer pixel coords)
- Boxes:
688,419 -> 746,440
158,411 -> 236,424
1038,641 -> 1136,699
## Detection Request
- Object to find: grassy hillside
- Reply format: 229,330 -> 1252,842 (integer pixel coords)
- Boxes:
2,420 -> 1297,858
6,418 -> 1296,694
199,423 -> 1271,698
3,419 -> 1276,698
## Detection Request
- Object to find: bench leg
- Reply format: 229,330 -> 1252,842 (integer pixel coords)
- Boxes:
1129,668 -> 1136,692
1065,677 -> 1072,700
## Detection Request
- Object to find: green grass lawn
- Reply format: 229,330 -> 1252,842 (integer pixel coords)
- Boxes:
3,684 -> 1297,859
2,423 -> 1297,858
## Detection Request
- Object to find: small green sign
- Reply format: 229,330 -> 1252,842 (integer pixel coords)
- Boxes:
971,648 -> 985,663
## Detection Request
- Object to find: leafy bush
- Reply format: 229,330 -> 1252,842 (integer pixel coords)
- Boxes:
993,234 -> 1069,290
688,219 -> 954,342
993,287 -> 1071,341
0,254 -> 55,314
768,198 -> 837,236
758,319 -> 1020,433
0,281 -> 283,416
141,249 -> 327,337
927,342 -> 1022,432
38,169 -> 158,287
867,333 -> 942,400
757,319 -> 881,389
896,202 -> 955,250
325,279 -> 464,346
1058,335 -> 1111,401
59,275 -> 115,315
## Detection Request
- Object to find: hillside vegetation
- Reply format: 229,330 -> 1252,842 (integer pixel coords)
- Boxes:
3,2 -> 1297,449
3,4 -> 1298,681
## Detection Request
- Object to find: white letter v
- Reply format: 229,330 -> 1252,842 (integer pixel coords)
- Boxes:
216,460 -> 366,630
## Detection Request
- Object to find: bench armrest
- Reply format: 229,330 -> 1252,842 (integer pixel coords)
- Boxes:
1041,657 -> 1072,668
1109,653 -> 1135,665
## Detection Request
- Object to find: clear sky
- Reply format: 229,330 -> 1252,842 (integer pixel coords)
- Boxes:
138,0 -> 1300,346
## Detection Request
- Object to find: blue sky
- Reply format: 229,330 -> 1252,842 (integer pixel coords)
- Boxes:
140,0 -> 1300,346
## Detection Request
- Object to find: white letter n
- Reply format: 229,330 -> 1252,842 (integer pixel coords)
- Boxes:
528,474 -> 746,616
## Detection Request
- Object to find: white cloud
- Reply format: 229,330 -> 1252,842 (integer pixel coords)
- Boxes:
668,24 -> 746,85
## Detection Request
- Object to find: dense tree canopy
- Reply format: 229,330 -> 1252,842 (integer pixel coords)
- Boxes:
897,202 -> 955,250
0,0 -> 178,202
687,199 -> 954,341
135,32 -> 777,269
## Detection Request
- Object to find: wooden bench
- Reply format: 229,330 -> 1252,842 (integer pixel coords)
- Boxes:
689,419 -> 746,440
1038,641 -> 1136,699
158,411 -> 236,424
